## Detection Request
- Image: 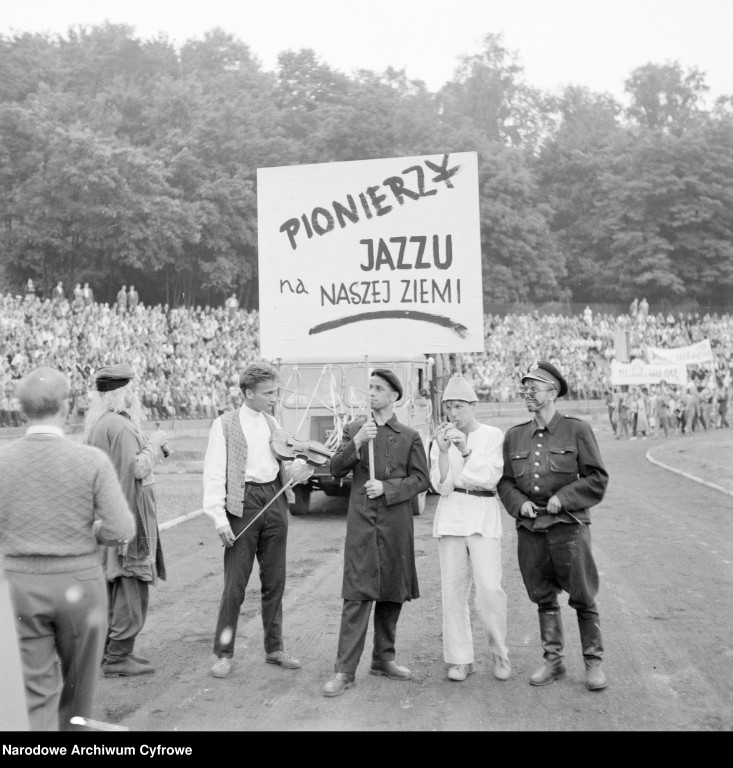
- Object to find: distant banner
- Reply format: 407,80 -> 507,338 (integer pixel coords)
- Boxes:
646,339 -> 714,365
610,360 -> 688,386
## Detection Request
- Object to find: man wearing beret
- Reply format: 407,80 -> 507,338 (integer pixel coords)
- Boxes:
498,361 -> 610,691
323,369 -> 430,697
430,375 -> 511,683
84,363 -> 168,677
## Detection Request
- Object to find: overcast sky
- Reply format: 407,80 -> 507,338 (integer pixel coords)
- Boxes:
3,0 -> 730,103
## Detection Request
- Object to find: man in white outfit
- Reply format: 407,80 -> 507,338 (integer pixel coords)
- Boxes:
430,375 -> 511,682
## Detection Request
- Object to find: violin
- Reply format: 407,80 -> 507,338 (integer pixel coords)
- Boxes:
270,428 -> 333,467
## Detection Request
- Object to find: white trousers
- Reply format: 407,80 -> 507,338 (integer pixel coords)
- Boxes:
438,534 -> 509,665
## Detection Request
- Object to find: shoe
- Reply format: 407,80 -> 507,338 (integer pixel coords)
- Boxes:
265,650 -> 301,669
493,656 -> 512,681
529,661 -> 567,686
102,658 -> 155,677
210,657 -> 232,678
369,660 -> 413,680
585,664 -> 608,691
447,663 -> 474,681
130,653 -> 150,665
323,672 -> 355,697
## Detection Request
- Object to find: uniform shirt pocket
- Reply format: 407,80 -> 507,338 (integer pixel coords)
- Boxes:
510,449 -> 530,477
549,445 -> 578,474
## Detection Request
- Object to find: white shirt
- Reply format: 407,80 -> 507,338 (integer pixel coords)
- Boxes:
430,422 -> 505,539
202,406 -> 280,529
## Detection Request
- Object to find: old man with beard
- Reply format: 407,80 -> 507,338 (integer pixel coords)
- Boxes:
84,363 -> 168,677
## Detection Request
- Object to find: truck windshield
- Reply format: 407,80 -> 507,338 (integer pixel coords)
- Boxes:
279,365 -> 344,410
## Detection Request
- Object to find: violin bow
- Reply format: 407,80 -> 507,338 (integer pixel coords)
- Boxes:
223,478 -> 296,547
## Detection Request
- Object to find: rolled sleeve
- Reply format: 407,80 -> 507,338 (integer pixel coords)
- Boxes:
429,440 -> 454,495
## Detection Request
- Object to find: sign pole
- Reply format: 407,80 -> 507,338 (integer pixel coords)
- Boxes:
365,355 -> 375,482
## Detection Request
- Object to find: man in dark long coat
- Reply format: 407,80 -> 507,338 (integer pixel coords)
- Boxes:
322,369 -> 429,697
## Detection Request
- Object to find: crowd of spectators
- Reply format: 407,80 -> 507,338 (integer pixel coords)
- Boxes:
0,293 -> 253,426
1,291 -> 731,428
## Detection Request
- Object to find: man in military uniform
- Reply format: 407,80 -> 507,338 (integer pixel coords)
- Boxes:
498,361 -> 609,691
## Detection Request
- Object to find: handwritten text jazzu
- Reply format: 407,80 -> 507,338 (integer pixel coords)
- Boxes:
278,154 -> 461,251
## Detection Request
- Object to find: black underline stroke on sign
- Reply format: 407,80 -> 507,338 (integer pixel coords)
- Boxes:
308,310 -> 468,338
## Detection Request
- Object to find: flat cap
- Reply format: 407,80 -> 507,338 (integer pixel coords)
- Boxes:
442,375 -> 478,403
371,368 -> 403,400
94,363 -> 134,392
521,360 -> 568,398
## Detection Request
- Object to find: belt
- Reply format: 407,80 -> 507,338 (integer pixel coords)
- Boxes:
246,479 -> 279,486
452,487 -> 496,497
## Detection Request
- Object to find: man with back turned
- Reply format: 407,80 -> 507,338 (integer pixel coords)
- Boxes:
0,367 -> 134,730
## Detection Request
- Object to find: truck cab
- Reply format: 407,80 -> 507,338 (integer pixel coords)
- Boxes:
275,353 -> 452,515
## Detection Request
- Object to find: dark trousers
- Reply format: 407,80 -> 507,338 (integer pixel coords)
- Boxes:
517,523 -> 600,621
334,599 -> 402,674
213,480 -> 288,658
6,565 -> 107,732
104,576 -> 149,663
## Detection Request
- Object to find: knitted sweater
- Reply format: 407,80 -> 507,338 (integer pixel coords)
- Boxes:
0,433 -> 135,574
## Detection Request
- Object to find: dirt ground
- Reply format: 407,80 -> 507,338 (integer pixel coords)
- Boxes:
2,416 -> 731,743
646,428 -> 733,494
78,420 -> 733,738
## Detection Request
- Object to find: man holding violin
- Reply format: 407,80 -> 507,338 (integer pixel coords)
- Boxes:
498,361 -> 610,691
203,362 -> 313,679
322,369 -> 429,697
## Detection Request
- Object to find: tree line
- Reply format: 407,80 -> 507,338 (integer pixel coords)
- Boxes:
1,24 -> 731,310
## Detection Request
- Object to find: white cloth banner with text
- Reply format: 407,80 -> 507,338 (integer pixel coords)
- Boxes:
646,339 -> 714,365
257,152 -> 484,359
610,360 -> 688,386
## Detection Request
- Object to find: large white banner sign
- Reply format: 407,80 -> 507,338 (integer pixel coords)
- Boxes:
611,360 -> 688,386
646,339 -> 714,365
257,152 -> 484,359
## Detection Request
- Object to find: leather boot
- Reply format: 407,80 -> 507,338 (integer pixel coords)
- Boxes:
529,611 -> 567,686
578,617 -> 607,690
102,657 -> 155,677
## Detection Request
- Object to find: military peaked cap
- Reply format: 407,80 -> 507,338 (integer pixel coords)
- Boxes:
521,360 -> 568,398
